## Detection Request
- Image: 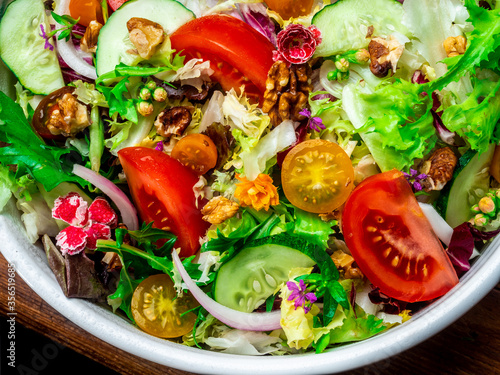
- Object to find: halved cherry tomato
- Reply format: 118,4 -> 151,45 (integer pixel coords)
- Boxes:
281,139 -> 355,213
107,0 -> 130,11
264,0 -> 314,19
118,147 -> 210,257
131,274 -> 198,338
342,170 -> 459,302
171,134 -> 218,175
170,15 -> 275,103
69,0 -> 104,27
32,86 -> 76,140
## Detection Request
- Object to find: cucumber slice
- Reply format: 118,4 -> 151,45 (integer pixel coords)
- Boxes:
0,0 -> 64,95
436,145 -> 495,228
214,234 -> 317,313
96,0 -> 195,76
312,0 -> 409,57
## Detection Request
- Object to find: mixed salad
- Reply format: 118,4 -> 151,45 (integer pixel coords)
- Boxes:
0,0 -> 499,356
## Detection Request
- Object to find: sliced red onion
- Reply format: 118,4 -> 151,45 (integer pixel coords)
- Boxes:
172,250 -> 282,332
54,0 -> 97,80
72,164 -> 139,231
419,202 -> 453,246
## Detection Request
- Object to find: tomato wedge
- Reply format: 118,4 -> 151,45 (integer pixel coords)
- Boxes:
342,170 -> 459,302
170,14 -> 275,103
118,147 -> 210,257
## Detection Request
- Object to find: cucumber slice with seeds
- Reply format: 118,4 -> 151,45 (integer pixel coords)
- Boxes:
214,234 -> 317,313
312,0 -> 410,57
96,0 -> 195,76
0,0 -> 64,95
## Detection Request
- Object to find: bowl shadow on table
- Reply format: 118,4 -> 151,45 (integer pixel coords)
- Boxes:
0,316 -> 119,375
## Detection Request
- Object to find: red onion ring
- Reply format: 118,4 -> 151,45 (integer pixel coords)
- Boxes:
72,164 -> 139,231
172,249 -> 282,332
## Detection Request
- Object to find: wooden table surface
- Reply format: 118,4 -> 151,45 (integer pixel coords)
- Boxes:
0,251 -> 498,375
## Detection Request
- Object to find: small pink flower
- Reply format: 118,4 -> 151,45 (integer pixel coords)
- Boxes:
274,24 -> 322,65
52,193 -> 117,255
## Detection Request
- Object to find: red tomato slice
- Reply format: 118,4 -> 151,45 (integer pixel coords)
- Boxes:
170,14 -> 275,103
118,147 -> 210,257
342,170 -> 459,302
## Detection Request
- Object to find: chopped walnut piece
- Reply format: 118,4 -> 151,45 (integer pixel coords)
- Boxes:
127,17 -> 165,59
419,147 -> 458,192
366,25 -> 374,38
47,93 -> 90,136
331,250 -> 364,279
101,252 -> 122,271
201,196 -> 240,224
443,36 -> 467,57
262,61 -> 312,126
368,35 -> 404,77
154,106 -> 192,138
81,20 -> 103,53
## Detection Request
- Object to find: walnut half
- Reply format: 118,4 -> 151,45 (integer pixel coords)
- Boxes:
47,93 -> 90,136
81,20 -> 103,53
262,61 -> 312,126
201,196 -> 239,224
368,36 -> 404,78
419,147 -> 458,191
127,17 -> 165,59
154,106 -> 192,139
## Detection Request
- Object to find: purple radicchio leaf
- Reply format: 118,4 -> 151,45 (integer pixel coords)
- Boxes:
368,286 -> 408,315
238,3 -> 277,46
447,222 -> 475,275
349,282 -> 357,319
411,70 -> 428,84
469,225 -> 500,241
311,93 -> 336,102
431,110 -> 457,145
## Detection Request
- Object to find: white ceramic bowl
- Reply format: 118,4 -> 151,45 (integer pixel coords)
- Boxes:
1,198 -> 500,374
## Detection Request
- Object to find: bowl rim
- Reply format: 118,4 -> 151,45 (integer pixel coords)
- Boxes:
1,198 -> 500,375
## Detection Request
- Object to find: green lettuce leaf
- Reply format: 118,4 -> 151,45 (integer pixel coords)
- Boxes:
441,77 -> 500,152
426,1 -> 500,92
343,81 -> 436,171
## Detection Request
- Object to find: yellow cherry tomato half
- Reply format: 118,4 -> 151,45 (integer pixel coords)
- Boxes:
264,0 -> 314,19
171,133 -> 218,175
131,274 -> 198,338
281,139 -> 355,213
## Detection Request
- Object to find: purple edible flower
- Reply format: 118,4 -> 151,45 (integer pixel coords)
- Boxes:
287,280 -> 317,314
39,24 -> 54,51
155,141 -> 164,151
299,108 -> 326,132
403,168 -> 428,191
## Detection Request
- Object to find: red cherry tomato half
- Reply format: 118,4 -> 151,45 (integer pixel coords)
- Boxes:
107,0 -> 130,11
118,147 -> 210,257
342,170 -> 459,302
69,0 -> 104,27
170,14 -> 275,103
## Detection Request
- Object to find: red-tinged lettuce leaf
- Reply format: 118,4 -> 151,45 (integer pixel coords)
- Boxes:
43,234 -> 68,296
42,234 -> 109,301
65,251 -> 109,301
